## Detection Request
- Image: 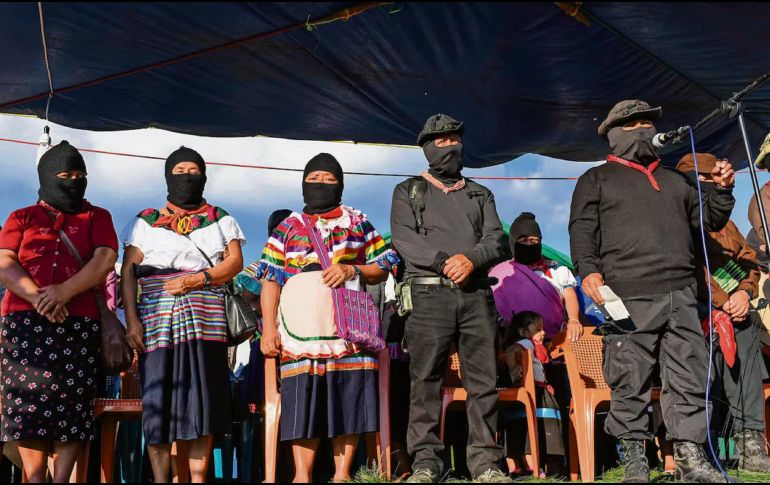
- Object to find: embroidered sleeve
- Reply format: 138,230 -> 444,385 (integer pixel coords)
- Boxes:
249,220 -> 292,286
359,218 -> 400,273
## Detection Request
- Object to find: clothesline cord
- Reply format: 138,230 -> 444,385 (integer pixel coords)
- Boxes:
0,135 -> 760,181
37,2 -> 54,123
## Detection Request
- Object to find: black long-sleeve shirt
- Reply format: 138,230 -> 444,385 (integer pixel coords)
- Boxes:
569,163 -> 735,298
391,178 -> 504,280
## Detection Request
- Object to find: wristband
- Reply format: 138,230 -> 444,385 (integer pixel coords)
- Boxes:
201,270 -> 212,287
352,265 -> 362,279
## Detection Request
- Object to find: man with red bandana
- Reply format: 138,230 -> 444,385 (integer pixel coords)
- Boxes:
569,100 -> 735,483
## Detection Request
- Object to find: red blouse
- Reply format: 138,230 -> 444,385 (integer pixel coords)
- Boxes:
0,201 -> 119,319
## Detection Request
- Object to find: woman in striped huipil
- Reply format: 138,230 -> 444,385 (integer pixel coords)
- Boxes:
120,147 -> 245,483
247,153 -> 399,483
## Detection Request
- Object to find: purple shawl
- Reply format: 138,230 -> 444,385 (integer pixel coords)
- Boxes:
490,260 -> 565,338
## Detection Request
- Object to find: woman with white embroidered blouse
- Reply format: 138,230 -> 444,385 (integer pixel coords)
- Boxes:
120,147 -> 245,483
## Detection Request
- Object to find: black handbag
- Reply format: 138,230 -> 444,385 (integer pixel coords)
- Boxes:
191,242 -> 259,346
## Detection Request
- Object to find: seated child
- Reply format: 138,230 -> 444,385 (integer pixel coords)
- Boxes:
503,311 -> 565,476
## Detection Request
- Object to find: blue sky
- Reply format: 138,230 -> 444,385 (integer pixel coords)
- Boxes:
0,115 -> 766,263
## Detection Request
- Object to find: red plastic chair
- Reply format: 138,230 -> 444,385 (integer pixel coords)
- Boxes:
438,348 -> 540,478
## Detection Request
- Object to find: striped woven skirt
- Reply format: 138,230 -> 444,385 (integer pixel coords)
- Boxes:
279,353 -> 379,441
137,272 -> 232,445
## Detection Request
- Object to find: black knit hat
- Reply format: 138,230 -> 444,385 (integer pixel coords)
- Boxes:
38,140 -> 86,175
165,146 -> 206,181
509,212 -> 542,242
38,141 -> 89,213
303,153 -> 344,185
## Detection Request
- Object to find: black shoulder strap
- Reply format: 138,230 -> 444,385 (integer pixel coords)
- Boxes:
407,177 -> 428,234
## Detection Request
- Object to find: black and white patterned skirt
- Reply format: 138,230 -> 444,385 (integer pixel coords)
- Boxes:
1,311 -> 100,442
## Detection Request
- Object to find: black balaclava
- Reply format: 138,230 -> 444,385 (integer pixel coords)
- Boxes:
607,125 -> 658,165
165,146 -> 207,210
422,139 -> 463,183
684,171 -> 717,195
267,209 -> 292,237
38,141 -> 88,213
509,212 -> 543,265
302,153 -> 344,215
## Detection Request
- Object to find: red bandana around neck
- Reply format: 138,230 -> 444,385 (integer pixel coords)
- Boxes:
38,199 -> 90,231
305,206 -> 344,225
528,258 -> 553,278
532,339 -> 550,364
420,171 -> 466,195
607,155 -> 661,192
152,201 -> 215,235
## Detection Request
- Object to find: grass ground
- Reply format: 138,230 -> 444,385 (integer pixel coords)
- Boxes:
351,466 -> 770,483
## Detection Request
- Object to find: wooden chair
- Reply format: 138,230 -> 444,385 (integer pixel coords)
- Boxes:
92,359 -> 145,483
264,357 -> 281,483
264,348 -> 392,483
550,328 -> 666,483
438,349 -> 540,478
75,357 -> 190,483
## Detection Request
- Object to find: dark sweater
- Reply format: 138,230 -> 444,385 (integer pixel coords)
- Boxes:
569,162 -> 735,298
390,178 -> 504,280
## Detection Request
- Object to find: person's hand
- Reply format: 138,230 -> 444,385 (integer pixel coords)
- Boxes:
723,290 -> 750,322
35,284 -> 74,318
444,254 -> 474,286
711,159 -> 735,188
582,273 -> 605,305
126,316 -> 145,353
566,318 -> 584,342
164,273 -> 205,296
260,324 -> 282,357
43,306 -> 69,324
509,363 -> 523,383
321,264 -> 356,288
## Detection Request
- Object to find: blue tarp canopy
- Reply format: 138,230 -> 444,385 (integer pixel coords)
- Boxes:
1,2 -> 768,167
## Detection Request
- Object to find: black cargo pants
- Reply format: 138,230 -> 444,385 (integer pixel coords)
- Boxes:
405,285 -> 504,477
603,284 -> 709,443
710,309 -> 768,434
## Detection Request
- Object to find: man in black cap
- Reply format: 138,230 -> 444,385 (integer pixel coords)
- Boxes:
391,114 -> 510,483
570,100 -> 736,482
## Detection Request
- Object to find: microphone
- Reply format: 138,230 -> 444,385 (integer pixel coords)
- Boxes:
652,125 -> 690,149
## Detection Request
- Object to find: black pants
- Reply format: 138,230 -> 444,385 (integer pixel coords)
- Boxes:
405,285 -> 504,477
711,310 -> 768,434
603,284 -> 709,443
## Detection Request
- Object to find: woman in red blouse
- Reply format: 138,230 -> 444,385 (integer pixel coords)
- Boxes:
0,141 -> 118,483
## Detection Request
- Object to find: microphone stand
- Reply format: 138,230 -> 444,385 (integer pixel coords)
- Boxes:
669,72 -> 770,272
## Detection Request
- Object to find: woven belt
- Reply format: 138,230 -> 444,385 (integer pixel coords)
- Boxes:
408,277 -> 459,288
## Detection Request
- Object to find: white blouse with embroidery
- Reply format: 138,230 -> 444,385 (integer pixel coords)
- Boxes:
121,213 -> 246,271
